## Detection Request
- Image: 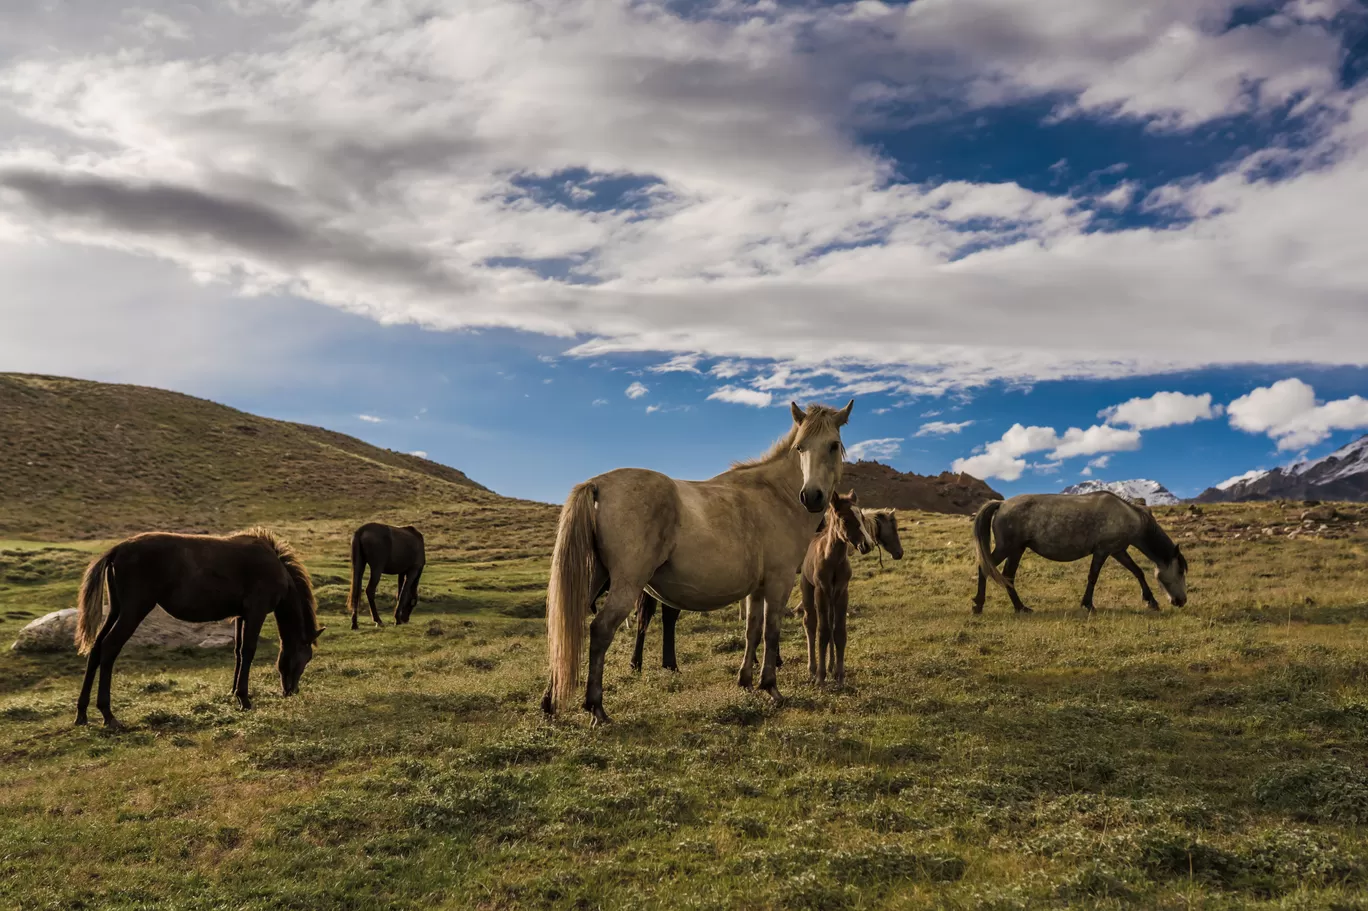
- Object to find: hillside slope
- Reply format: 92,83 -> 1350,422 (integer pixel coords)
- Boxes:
0,373 -> 504,539
842,461 -> 1001,514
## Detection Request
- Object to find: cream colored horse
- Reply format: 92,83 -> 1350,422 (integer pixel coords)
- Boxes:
543,400 -> 854,724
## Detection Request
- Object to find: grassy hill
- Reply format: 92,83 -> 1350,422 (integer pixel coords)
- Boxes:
0,373 -> 523,540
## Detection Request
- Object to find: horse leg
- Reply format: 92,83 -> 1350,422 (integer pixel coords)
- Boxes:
230,617 -> 246,696
1002,549 -> 1032,613
365,563 -> 384,626
833,586 -> 849,687
815,585 -> 831,687
1114,550 -> 1160,610
758,579 -> 792,703
400,567 -> 423,623
584,583 -> 642,725
541,563 -> 608,716
94,599 -> 154,730
800,577 -> 818,681
630,594 -> 656,672
76,609 -> 119,726
233,610 -> 269,710
972,543 -> 1010,614
1081,552 -> 1109,612
393,573 -> 407,624
660,604 -> 680,672
737,593 -> 763,690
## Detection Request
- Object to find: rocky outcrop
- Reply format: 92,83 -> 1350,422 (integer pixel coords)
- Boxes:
11,607 -> 235,653
842,461 -> 1002,514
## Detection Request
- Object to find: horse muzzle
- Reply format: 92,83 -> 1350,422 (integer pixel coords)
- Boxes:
799,489 -> 827,513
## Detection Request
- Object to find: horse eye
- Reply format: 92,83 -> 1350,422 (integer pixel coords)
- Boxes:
829,442 -> 839,453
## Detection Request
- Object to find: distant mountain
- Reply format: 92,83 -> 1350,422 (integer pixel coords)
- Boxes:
1060,478 -> 1180,506
842,461 -> 1001,514
1194,434 -> 1368,503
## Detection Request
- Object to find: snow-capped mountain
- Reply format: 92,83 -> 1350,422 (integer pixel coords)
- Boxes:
1059,479 -> 1180,506
1195,433 -> 1368,503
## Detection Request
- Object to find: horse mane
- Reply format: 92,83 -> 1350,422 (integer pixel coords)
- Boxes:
238,526 -> 320,634
1137,510 -> 1184,569
729,404 -> 848,471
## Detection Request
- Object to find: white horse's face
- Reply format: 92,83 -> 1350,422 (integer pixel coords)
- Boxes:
791,399 -> 852,514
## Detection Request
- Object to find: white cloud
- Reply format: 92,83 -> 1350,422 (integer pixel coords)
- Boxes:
357,414 -> 383,423
645,404 -> 661,414
953,421 -> 1140,481
625,381 -> 649,399
648,354 -> 701,374
1079,454 -> 1111,477
710,361 -> 747,379
1227,378 -> 1368,450
592,398 -> 609,406
1101,391 -> 1221,430
0,0 -> 1362,394
1048,425 -> 1142,459
846,437 -> 903,461
409,450 -> 428,458
707,386 -> 774,408
915,420 -> 974,436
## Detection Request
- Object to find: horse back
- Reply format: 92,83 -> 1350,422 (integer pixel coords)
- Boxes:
1001,493 -> 1147,559
111,533 -> 291,621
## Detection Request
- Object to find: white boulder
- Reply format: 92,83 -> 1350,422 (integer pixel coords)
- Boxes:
11,607 -> 236,653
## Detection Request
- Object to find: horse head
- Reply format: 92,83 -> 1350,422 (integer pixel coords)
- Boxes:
1155,545 -> 1188,607
790,399 -> 853,514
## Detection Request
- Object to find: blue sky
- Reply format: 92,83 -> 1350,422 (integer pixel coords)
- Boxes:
2,1 -> 1367,503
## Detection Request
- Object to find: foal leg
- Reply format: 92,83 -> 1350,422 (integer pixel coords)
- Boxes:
1081,552 -> 1109,612
815,587 -> 832,687
234,610 -> 269,710
800,577 -> 818,681
737,593 -> 763,690
365,564 -> 384,626
1002,549 -> 1032,613
659,604 -> 680,671
630,594 -> 656,672
584,583 -> 645,725
832,587 -> 849,686
1113,550 -> 1160,610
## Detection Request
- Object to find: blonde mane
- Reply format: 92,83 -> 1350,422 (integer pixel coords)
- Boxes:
728,404 -> 848,471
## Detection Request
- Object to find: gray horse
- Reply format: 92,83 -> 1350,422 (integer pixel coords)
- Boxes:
972,492 -> 1188,614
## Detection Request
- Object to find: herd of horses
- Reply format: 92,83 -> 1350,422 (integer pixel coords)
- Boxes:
67,399 -> 1190,729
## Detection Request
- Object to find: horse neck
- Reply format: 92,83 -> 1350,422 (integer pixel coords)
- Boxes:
274,593 -> 308,647
1134,516 -> 1176,564
821,509 -> 852,558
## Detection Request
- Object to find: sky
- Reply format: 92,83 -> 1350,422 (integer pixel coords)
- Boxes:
1,0 -> 1367,504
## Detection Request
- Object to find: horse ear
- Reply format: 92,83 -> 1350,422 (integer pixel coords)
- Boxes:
313,626 -> 327,642
790,401 -> 805,424
847,490 -> 858,503
835,398 -> 854,426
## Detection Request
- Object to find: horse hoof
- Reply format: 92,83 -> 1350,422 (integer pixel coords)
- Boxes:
350,620 -> 359,630
971,603 -> 984,615
540,690 -> 555,716
763,686 -> 784,706
74,714 -> 88,727
629,662 -> 642,673
1146,602 -> 1161,612
1016,606 -> 1033,614
588,705 -> 612,726
663,663 -> 679,673
104,718 -> 126,732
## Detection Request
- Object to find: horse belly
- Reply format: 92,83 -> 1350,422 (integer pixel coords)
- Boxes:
1028,540 -> 1096,563
648,553 -> 757,613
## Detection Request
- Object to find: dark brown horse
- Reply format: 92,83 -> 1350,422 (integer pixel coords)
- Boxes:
798,491 -> 872,686
348,523 -> 426,628
75,527 -> 324,729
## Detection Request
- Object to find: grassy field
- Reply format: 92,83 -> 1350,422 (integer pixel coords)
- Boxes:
3,502 -> 1368,909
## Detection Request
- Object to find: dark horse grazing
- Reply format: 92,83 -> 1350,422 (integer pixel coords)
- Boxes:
75,528 -> 324,729
632,503 -> 904,674
972,492 -> 1188,614
799,491 -> 872,686
348,522 -> 426,628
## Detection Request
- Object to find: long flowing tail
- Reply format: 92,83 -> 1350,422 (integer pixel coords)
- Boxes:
973,500 -> 1013,592
75,549 -> 116,655
546,482 -> 600,714
348,528 -> 365,619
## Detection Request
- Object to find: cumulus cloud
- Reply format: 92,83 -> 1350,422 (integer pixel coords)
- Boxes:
915,420 -> 974,436
625,381 -> 649,399
409,450 -> 428,458
1101,391 -> 1222,430
0,0 -> 1363,393
846,438 -> 903,461
357,414 -> 383,423
953,422 -> 1141,481
1227,378 -> 1368,450
707,386 -> 774,408
1080,454 -> 1113,476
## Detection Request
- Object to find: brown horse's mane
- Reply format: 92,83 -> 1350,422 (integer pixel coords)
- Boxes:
729,404 -> 848,471
237,526 -> 320,634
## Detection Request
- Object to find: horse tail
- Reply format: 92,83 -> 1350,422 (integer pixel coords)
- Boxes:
348,527 -> 365,618
76,548 -> 116,655
546,482 -> 600,714
973,500 -> 1014,593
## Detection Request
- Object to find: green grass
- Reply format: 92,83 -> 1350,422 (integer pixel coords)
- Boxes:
4,504 -> 1368,909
